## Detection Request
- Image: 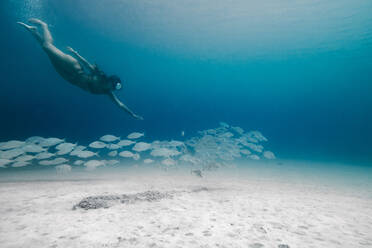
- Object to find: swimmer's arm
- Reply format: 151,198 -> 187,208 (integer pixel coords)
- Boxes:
66,47 -> 95,72
108,92 -> 144,120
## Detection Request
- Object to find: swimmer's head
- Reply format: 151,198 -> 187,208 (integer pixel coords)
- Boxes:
107,75 -> 122,91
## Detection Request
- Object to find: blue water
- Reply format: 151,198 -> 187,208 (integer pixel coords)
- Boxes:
1,0 -> 372,165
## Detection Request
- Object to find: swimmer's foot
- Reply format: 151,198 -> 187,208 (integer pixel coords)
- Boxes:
17,22 -> 37,32
28,18 -> 47,26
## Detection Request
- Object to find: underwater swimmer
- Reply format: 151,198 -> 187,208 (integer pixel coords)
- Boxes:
17,18 -> 143,120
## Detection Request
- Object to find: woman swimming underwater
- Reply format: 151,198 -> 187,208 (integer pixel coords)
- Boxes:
17,18 -> 143,120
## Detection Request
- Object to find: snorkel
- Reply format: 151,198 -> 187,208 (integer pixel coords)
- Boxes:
107,75 -> 122,91
93,64 -> 122,92
115,81 -> 122,90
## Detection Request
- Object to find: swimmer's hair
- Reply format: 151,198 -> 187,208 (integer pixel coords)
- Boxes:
107,75 -> 122,90
92,64 -> 122,90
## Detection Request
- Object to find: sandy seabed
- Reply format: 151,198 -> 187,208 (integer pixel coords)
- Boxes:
0,161 -> 371,248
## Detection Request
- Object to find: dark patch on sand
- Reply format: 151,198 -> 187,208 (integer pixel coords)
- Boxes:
73,187 -> 225,210
73,191 -> 173,210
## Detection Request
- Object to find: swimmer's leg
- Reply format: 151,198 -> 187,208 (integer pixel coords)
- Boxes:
18,19 -> 83,75
16,22 -> 43,44
26,19 -> 77,61
28,18 -> 53,45
25,19 -> 76,62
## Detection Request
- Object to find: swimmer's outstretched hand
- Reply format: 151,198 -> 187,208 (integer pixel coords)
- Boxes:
108,92 -> 144,120
66,46 -> 76,53
133,114 -> 144,120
